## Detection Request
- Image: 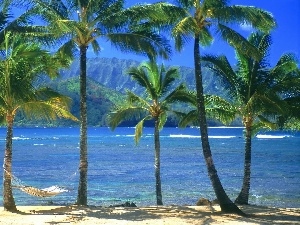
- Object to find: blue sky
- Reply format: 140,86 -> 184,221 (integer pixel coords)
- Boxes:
96,0 -> 300,68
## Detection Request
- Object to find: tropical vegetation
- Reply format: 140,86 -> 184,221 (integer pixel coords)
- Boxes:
0,33 -> 77,211
108,61 -> 192,205
146,0 -> 276,214
30,0 -> 176,205
202,32 -> 300,204
0,0 -> 299,216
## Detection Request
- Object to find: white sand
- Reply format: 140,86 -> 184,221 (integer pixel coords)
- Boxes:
1,205 -> 300,224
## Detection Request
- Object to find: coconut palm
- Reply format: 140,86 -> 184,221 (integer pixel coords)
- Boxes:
31,0 -> 172,205
0,33 -> 77,212
108,61 -> 192,205
146,0 -> 276,215
0,0 -> 49,43
179,93 -> 237,128
201,32 -> 300,205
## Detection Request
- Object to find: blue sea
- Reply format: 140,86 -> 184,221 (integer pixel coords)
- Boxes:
0,127 -> 299,208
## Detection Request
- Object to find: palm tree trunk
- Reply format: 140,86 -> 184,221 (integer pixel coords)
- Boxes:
235,122 -> 252,204
193,36 -> 245,216
76,45 -> 88,205
154,118 -> 163,205
3,114 -> 17,211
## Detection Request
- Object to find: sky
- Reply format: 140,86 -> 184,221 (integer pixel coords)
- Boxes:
95,0 -> 300,68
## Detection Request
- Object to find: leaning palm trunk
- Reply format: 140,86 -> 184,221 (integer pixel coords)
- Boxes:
235,121 -> 252,204
3,115 -> 17,211
154,118 -> 163,205
76,45 -> 88,205
193,37 -> 245,215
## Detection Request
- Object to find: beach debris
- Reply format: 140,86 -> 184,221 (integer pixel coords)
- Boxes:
109,201 -> 137,208
196,198 -> 211,206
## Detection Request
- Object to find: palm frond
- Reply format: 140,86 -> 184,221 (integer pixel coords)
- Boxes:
178,110 -> 198,128
20,97 -> 78,122
126,67 -> 157,100
90,39 -> 101,54
107,30 -> 171,60
108,106 -> 146,130
270,53 -> 298,79
172,16 -> 196,51
204,95 -> 237,125
199,26 -> 214,47
216,5 -> 276,32
161,67 -> 179,95
257,115 -> 278,130
163,83 -> 193,105
158,112 -> 167,130
248,32 -> 271,58
202,54 -> 238,97
135,115 -> 152,145
55,40 -> 78,61
140,61 -> 160,90
217,24 -> 261,60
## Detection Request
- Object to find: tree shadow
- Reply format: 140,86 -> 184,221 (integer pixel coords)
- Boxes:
10,204 -> 299,224
15,205 -> 218,224
241,205 -> 300,224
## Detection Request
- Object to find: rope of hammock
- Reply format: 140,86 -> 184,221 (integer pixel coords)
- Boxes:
3,167 -> 69,198
13,185 -> 68,198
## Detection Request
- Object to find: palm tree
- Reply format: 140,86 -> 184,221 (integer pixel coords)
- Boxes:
108,61 -> 192,205
0,0 -> 49,43
179,94 -> 237,128
149,0 -> 276,215
31,0 -> 173,205
201,32 -> 300,205
0,33 -> 77,212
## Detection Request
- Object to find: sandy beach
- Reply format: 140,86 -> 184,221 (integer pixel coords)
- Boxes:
1,205 -> 299,225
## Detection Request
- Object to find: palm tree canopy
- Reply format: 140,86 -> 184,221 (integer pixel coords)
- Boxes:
0,33 -> 78,123
0,0 -> 53,44
30,0 -> 172,60
160,0 -> 276,60
108,61 -> 193,144
178,93 -> 237,128
201,32 -> 300,132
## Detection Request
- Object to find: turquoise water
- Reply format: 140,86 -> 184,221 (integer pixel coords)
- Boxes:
0,127 -> 299,207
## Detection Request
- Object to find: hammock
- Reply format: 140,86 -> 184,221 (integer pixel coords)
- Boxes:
13,185 -> 68,197
4,168 -> 69,198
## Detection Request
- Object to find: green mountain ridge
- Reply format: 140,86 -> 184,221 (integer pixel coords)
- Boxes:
60,57 -> 225,95
15,57 -> 230,127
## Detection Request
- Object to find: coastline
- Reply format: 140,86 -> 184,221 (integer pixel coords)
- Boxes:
1,205 -> 300,224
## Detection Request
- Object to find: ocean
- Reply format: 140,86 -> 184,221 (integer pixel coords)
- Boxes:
0,127 -> 299,208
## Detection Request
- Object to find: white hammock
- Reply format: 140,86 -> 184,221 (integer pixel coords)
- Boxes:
4,168 -> 69,198
15,185 -> 68,197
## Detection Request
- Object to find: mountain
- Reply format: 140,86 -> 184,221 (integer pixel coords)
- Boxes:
15,57 -> 230,127
59,57 -> 226,96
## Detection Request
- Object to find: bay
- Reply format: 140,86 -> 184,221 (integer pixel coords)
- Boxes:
0,127 -> 299,208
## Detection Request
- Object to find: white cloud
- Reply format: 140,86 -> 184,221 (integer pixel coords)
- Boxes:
240,23 -> 253,31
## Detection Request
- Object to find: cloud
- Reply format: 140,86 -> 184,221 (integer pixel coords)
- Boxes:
240,23 -> 253,31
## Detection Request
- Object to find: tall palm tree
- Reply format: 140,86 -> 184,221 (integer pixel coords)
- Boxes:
108,61 -> 192,205
150,0 -> 276,215
31,0 -> 172,205
0,33 -> 78,212
202,32 -> 300,205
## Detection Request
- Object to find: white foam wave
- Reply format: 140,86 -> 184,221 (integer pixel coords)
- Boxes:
256,134 -> 291,139
208,136 -> 236,139
170,134 -> 200,138
116,135 -> 135,137
12,137 -> 30,140
170,134 -> 236,139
